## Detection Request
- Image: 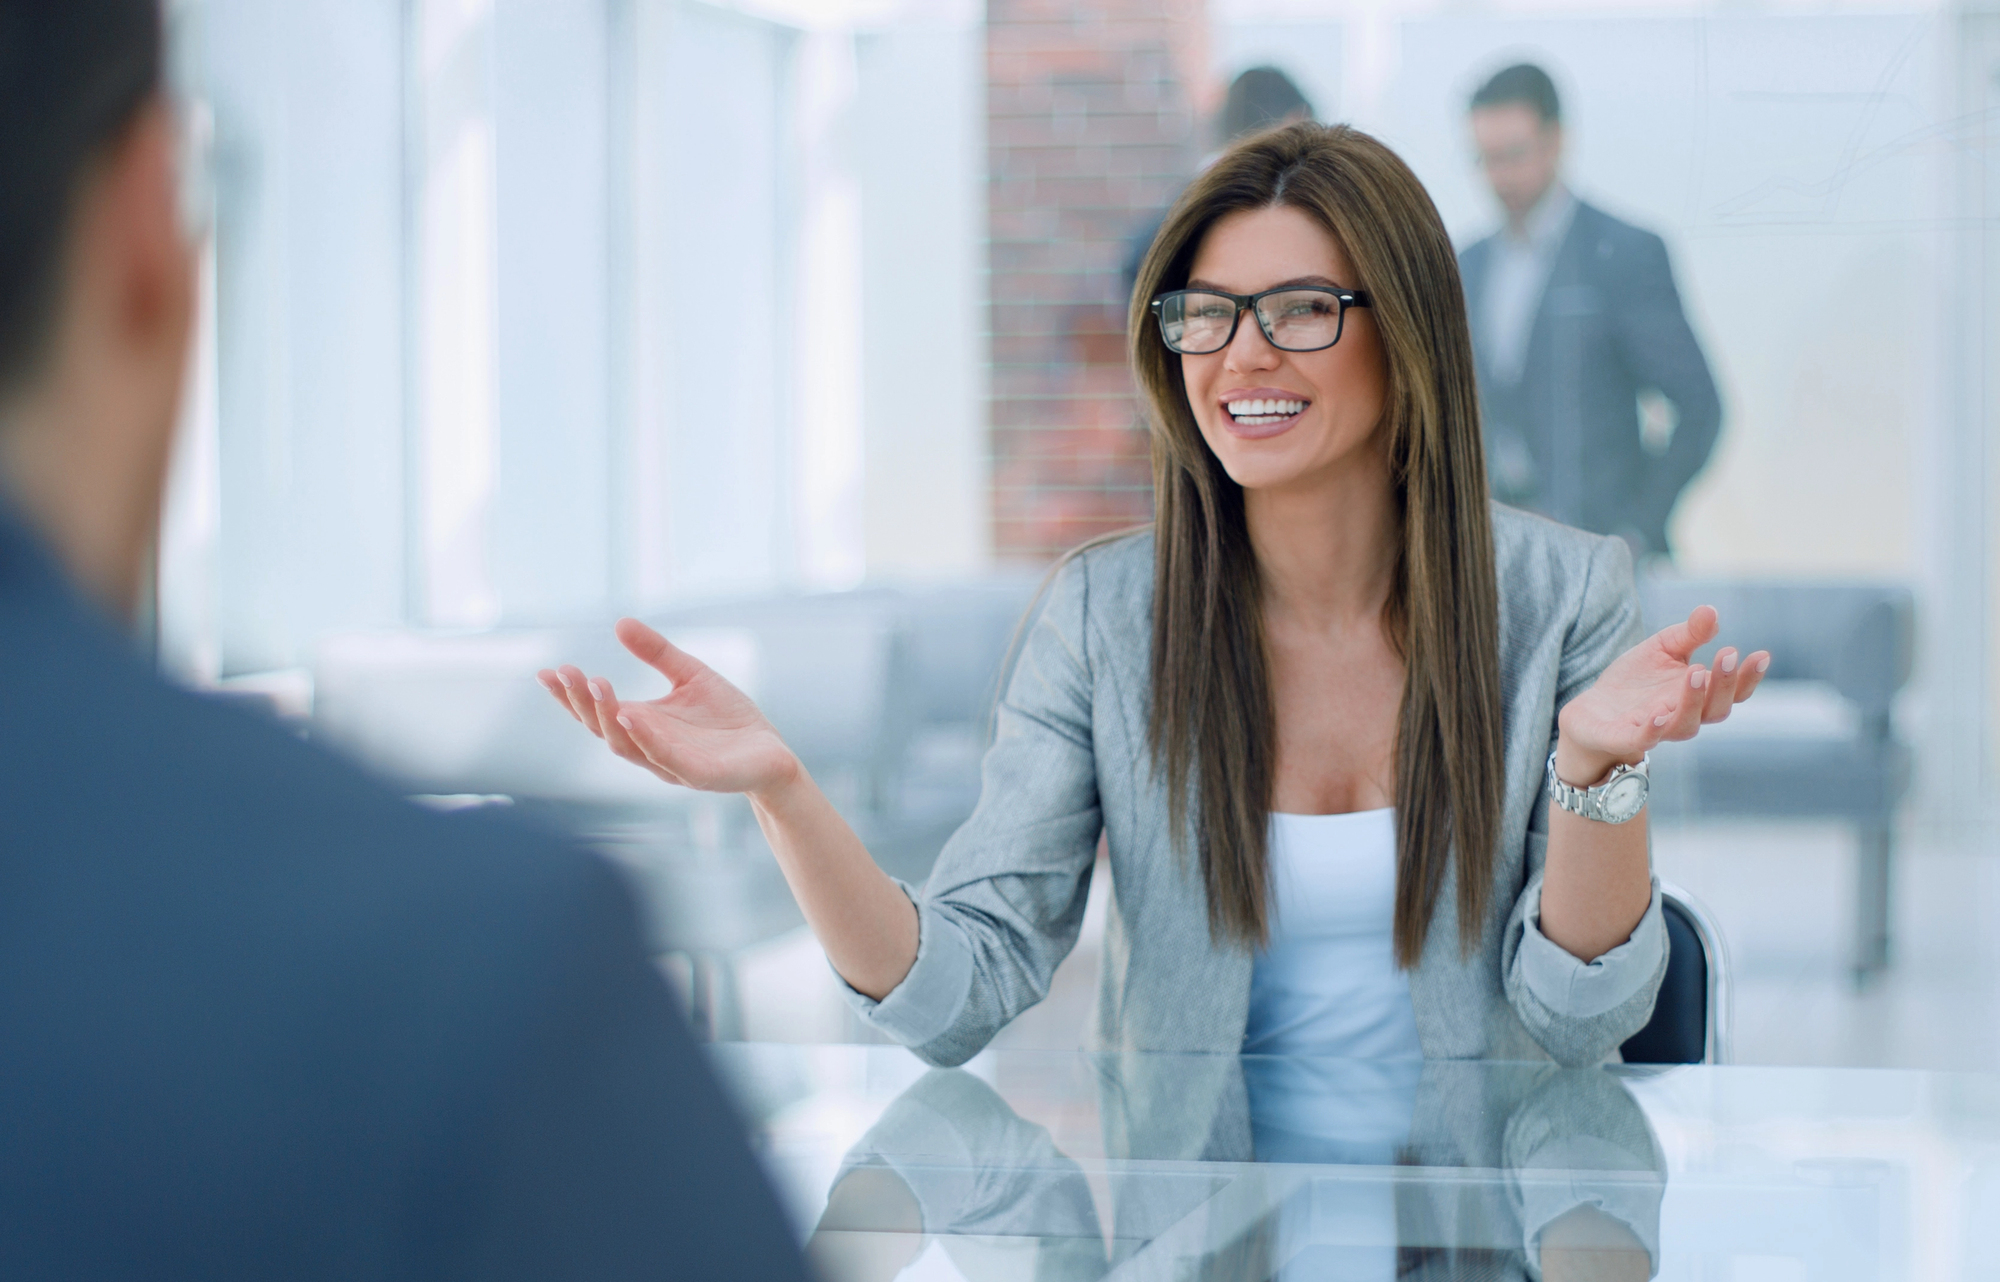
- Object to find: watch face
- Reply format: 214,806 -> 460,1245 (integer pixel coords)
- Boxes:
1600,773 -> 1648,823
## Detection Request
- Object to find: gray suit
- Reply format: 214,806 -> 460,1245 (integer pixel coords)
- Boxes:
848,505 -> 1667,1068
1460,201 -> 1721,557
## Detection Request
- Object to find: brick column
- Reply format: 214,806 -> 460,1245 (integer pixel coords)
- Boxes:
986,0 -> 1207,563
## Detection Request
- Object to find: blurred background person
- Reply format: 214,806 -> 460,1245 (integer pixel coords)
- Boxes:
1460,62 -> 1720,563
0,3 -> 806,1277
1123,64 -> 1315,301
1222,64 -> 1316,139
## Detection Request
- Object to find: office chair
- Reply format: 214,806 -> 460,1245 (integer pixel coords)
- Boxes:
1620,882 -> 1732,1065
1638,577 -> 1913,984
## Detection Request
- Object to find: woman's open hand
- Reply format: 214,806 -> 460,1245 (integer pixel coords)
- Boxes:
536,619 -> 800,798
1555,605 -> 1770,784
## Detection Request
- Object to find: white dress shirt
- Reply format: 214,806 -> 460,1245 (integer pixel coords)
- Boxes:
1481,183 -> 1578,385
1242,808 -> 1423,1060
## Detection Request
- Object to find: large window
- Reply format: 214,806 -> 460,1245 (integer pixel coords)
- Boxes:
160,0 -> 988,674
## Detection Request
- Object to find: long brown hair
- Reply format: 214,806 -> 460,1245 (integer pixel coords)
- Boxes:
1128,122 -> 1502,966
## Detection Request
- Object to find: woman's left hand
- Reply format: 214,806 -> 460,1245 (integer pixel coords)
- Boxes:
1555,605 -> 1770,784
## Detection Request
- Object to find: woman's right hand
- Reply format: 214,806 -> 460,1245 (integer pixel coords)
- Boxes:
537,618 -> 800,798
541,618 -> 922,1001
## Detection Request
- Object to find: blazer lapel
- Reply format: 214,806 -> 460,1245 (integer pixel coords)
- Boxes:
1520,203 -> 1597,386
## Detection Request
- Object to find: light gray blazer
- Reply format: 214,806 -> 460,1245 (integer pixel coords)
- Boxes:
851,504 -> 1668,1068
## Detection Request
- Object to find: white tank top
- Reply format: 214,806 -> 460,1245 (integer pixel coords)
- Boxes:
1241,808 -> 1423,1060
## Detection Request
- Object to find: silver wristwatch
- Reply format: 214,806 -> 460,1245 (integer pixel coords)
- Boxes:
1545,748 -> 1650,824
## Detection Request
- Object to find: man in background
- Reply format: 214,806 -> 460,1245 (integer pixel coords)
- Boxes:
0,4 -> 807,1277
1459,62 -> 1720,561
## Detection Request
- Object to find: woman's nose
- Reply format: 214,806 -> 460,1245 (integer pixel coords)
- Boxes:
1223,313 -> 1279,371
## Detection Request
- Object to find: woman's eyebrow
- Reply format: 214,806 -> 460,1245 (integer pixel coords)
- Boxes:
1183,274 -> 1344,291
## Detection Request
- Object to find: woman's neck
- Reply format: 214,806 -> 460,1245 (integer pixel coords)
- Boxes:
1244,448 -> 1400,632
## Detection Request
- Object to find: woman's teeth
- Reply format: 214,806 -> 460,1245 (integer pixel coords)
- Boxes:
1225,398 -> 1305,426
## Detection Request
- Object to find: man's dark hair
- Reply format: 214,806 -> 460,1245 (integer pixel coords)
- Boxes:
1470,62 -> 1560,125
1220,66 -> 1313,145
0,0 -> 163,392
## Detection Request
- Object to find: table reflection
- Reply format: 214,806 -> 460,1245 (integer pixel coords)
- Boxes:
719,1045 -> 2000,1280
798,1057 -> 1660,1281
808,1069 -> 1110,1280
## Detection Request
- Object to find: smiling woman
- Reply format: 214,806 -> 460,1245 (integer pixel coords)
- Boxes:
1132,137 -> 1488,965
540,121 -> 1770,1071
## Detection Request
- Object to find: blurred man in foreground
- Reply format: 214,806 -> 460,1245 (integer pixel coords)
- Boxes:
1460,62 -> 1720,562
0,4 -> 807,1277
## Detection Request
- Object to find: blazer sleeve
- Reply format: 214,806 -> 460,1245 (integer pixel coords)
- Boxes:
1503,1068 -> 1665,1277
442,849 -> 811,1281
843,554 -> 1103,1068
828,1070 -> 1104,1244
1501,536 -> 1668,1066
1609,229 -> 1722,544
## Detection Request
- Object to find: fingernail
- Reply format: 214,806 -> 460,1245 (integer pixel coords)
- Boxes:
556,671 -> 573,689
616,713 -> 633,730
1690,669 -> 1707,689
1757,656 -> 1771,673
1654,713 -> 1671,727
1721,651 -> 1738,674
589,681 -> 605,702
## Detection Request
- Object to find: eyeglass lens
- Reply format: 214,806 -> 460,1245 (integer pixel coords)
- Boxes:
1159,290 -> 1345,354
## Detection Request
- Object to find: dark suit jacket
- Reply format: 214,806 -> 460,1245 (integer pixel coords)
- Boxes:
1460,199 -> 1721,557
0,505 -> 807,1280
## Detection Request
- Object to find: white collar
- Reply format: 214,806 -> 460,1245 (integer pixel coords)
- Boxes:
1504,183 -> 1577,253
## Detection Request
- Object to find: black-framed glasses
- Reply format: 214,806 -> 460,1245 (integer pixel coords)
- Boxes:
1149,285 -> 1371,355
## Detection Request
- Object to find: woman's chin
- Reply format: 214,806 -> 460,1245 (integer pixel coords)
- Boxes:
1218,455 -> 1317,493
1204,419 -> 1387,496
1205,429 -> 1304,486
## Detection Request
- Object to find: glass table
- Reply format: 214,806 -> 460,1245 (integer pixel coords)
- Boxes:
708,1043 -> 2000,1281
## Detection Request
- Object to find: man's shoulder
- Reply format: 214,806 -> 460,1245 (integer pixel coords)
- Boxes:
0,606 -> 629,997
1569,200 -> 1669,265
1457,229 -> 1499,266
0,611 -> 765,1274
180,692 -> 622,956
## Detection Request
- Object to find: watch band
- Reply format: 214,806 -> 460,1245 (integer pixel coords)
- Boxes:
1545,748 -> 1650,825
